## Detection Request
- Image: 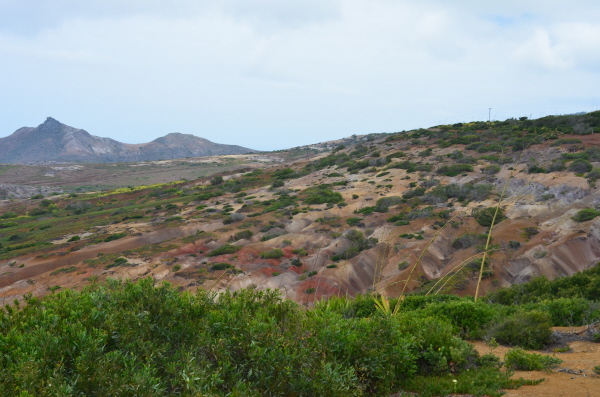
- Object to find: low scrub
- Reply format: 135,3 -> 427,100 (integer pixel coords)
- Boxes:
260,249 -> 284,259
504,348 -> 562,371
487,310 -> 553,349
207,244 -> 240,257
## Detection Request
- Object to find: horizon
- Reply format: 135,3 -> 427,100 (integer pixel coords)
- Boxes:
1,1 -> 599,150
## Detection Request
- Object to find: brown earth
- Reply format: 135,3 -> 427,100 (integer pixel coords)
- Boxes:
472,330 -> 600,397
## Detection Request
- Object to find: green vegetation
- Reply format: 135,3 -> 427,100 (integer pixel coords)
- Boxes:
302,186 -> 344,205
436,164 -> 474,177
211,262 -> 234,270
504,348 -> 562,371
572,208 -> 600,222
260,249 -> 284,259
207,244 -> 240,257
0,278 -> 537,397
473,207 -> 506,227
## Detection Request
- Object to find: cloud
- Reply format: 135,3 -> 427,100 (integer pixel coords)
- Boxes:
0,1 -> 599,150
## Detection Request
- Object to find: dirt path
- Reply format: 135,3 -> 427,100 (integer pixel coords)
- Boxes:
472,332 -> 600,397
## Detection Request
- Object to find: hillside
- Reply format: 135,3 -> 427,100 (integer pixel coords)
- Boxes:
0,117 -> 254,164
3,111 -> 600,395
1,111 -> 600,303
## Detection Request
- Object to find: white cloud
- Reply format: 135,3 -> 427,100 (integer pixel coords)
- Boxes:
0,0 -> 599,150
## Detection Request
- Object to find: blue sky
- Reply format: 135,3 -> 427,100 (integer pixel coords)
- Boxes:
1,0 -> 599,150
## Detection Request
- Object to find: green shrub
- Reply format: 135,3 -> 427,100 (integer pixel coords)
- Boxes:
103,233 -> 127,242
29,207 -> 48,216
473,207 -> 506,227
346,217 -> 362,226
67,235 -> 81,242
488,310 -> 552,349
303,187 -> 344,205
568,159 -> 592,173
211,176 -> 224,185
207,244 -> 240,257
211,262 -> 233,270
504,348 -> 562,371
230,229 -> 253,241
572,208 -> 600,222
424,300 -> 500,339
260,249 -> 284,259
436,164 -> 474,177
482,165 -> 501,175
451,233 -> 486,250
0,211 -> 18,219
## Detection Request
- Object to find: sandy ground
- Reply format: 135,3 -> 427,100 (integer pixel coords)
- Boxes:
472,329 -> 600,397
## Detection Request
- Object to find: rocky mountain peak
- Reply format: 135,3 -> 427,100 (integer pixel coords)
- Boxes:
38,117 -> 63,133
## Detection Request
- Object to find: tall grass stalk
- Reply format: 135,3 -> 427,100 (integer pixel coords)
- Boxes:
474,144 -> 530,301
399,214 -> 463,297
428,249 -> 499,296
425,251 -> 487,296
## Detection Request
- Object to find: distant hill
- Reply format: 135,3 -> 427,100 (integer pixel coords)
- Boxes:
0,117 -> 255,164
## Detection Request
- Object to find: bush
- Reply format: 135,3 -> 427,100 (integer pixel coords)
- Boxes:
29,207 -> 48,216
482,165 -> 501,175
488,310 -> 553,349
260,249 -> 284,259
0,211 -> 18,219
504,348 -> 562,371
568,159 -> 592,173
572,208 -> 600,222
103,233 -> 127,242
473,207 -> 506,227
346,217 -> 362,226
67,235 -> 81,242
39,199 -> 54,207
211,262 -> 234,270
451,233 -> 486,250
207,244 -> 240,257
303,187 -> 344,205
423,300 -> 500,339
230,229 -> 253,241
436,164 -> 474,177
211,176 -> 224,185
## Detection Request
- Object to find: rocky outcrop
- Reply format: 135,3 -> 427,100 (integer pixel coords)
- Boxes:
0,183 -> 62,199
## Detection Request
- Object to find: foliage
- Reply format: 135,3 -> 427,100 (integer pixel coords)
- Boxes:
436,164 -> 474,177
487,310 -> 553,349
260,249 -> 284,259
572,208 -> 600,222
230,229 -> 253,242
487,262 -> 600,304
568,159 -> 592,173
207,244 -> 240,257
0,279 -> 525,397
473,207 -> 506,227
504,348 -> 562,371
211,262 -> 233,270
303,187 -> 344,205
452,233 -> 487,250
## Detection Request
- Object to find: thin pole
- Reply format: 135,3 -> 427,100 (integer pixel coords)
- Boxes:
488,108 -> 491,122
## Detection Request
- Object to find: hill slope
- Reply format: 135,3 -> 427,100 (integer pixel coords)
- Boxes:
1,111 -> 600,305
0,117 -> 254,164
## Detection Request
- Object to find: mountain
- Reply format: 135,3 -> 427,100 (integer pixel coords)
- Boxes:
0,117 -> 254,164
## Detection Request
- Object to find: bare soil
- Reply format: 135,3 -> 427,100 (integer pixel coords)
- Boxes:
472,329 -> 600,397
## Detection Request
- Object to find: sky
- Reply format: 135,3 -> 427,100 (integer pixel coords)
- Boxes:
1,1 -> 599,151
